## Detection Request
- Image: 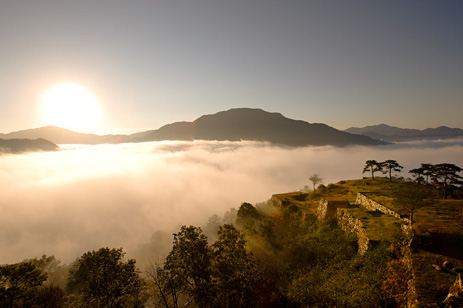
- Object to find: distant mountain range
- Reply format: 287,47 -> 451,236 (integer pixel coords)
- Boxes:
344,124 -> 463,142
4,109 -> 462,154
0,138 -> 59,154
0,108 -> 386,148
129,108 -> 387,146
0,126 -> 126,145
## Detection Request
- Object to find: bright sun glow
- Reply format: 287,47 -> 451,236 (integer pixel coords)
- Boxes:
40,83 -> 102,132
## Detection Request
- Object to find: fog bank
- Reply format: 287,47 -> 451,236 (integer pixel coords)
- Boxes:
0,140 -> 462,264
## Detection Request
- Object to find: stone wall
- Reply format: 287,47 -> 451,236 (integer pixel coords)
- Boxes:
317,199 -> 349,221
337,208 -> 370,255
271,195 -> 283,207
356,193 -> 411,225
317,199 -> 328,220
356,193 -> 401,218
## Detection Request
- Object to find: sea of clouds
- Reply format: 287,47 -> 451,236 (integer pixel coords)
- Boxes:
0,139 -> 462,265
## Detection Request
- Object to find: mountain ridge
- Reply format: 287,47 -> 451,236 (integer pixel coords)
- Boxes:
128,108 -> 386,146
344,124 -> 463,142
0,125 -> 126,145
1,108 -> 388,147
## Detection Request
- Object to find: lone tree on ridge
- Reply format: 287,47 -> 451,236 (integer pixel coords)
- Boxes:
382,160 -> 403,182
362,160 -> 383,180
309,174 -> 323,195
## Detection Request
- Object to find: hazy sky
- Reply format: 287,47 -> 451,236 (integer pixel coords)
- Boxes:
1,0 -> 462,133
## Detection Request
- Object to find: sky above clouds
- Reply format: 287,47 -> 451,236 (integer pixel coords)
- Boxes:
0,0 -> 462,133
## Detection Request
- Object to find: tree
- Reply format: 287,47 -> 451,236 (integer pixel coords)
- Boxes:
146,261 -> 180,308
157,224 -> 260,308
431,163 -> 463,199
22,286 -> 65,308
409,163 -> 437,184
236,202 -> 261,233
392,182 -> 433,226
163,226 -> 213,307
309,174 -> 323,194
409,167 -> 425,183
222,208 -> 238,225
0,261 -> 47,308
237,202 -> 260,220
382,160 -> 403,182
67,247 -> 143,308
30,255 -> 67,289
211,224 -> 259,308
203,214 -> 223,242
363,160 -> 383,180
421,163 -> 435,184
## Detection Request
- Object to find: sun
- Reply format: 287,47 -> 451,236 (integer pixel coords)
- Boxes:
40,83 -> 102,132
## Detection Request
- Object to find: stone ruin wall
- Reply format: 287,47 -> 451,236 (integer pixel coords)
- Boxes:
336,208 -> 370,255
316,199 -> 329,221
317,199 -> 369,254
356,193 -> 411,225
316,194 -> 412,255
316,193 -> 418,304
316,199 -> 349,221
356,193 -> 401,219
271,195 -> 283,207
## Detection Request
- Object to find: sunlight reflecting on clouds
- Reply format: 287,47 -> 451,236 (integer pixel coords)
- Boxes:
0,140 -> 462,263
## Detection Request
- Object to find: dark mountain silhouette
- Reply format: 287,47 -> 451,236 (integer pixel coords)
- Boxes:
1,109 -> 387,147
0,138 -> 59,154
344,124 -> 463,142
0,126 -> 125,145
131,108 -> 387,146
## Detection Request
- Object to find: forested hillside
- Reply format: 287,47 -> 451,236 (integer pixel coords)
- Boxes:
1,174 -> 463,307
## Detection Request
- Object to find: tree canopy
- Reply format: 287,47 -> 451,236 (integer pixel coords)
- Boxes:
409,162 -> 463,199
309,173 -> 324,194
382,160 -> 403,182
363,160 -> 383,179
431,163 -> 463,199
0,261 -> 47,308
67,247 -> 143,308
153,224 -> 259,308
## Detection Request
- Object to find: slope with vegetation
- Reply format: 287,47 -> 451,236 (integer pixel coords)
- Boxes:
1,169 -> 462,307
275,175 -> 463,307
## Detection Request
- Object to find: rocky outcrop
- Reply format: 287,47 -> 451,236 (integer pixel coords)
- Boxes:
443,274 -> 463,307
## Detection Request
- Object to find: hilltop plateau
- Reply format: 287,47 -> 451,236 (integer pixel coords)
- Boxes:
273,177 -> 463,307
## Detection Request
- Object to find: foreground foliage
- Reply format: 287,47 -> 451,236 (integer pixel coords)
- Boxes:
6,172 -> 463,307
0,203 -> 396,307
67,247 -> 144,308
150,224 -> 259,308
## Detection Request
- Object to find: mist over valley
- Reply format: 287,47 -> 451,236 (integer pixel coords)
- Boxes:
1,139 -> 462,264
